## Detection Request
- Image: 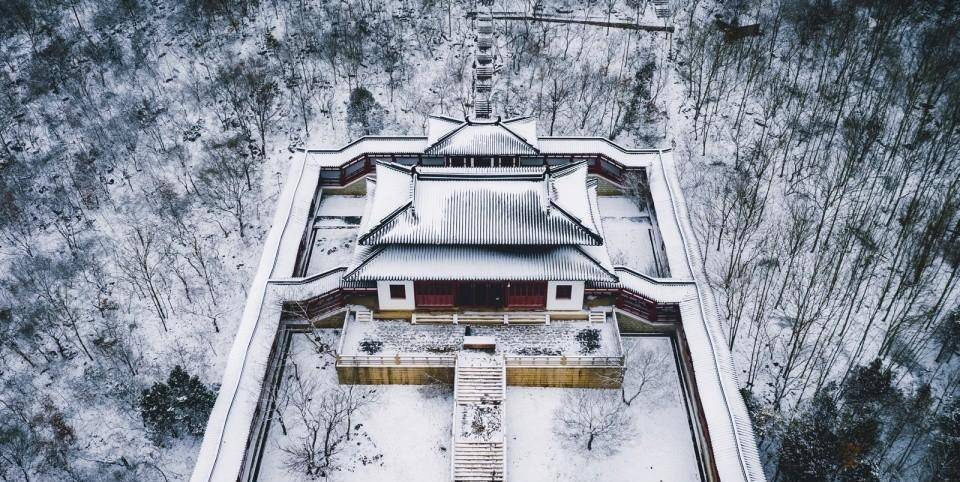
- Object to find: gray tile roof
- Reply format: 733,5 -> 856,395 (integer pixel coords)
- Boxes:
425,117 -> 539,156
342,245 -> 618,282
358,162 -> 604,246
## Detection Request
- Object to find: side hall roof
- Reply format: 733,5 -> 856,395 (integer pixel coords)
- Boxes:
357,161 -> 604,246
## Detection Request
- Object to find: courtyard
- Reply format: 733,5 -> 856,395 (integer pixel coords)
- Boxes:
258,331 -> 702,481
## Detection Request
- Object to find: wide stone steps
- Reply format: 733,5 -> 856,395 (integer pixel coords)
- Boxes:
453,443 -> 504,480
452,353 -> 506,481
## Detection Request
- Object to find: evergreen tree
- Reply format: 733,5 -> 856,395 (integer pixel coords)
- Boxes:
167,365 -> 217,436
777,361 -> 901,482
139,366 -> 216,444
346,86 -> 384,136
779,388 -> 840,481
928,399 -> 960,481
834,360 -> 897,481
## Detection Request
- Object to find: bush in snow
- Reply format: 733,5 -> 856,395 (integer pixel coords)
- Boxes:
359,339 -> 383,355
575,328 -> 601,354
139,366 -> 216,444
0,397 -> 79,481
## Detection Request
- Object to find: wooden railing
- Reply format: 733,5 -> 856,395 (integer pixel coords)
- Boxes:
317,152 -> 641,187
503,355 -> 623,367
336,354 -> 457,367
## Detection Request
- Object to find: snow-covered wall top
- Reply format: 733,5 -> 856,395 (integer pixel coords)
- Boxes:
647,151 -> 766,482
191,151 -> 329,482
302,127 -> 662,169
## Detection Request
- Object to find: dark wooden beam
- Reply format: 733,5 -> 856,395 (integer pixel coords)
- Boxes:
486,13 -> 674,33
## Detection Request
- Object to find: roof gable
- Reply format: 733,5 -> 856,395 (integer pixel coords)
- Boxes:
425,117 -> 539,156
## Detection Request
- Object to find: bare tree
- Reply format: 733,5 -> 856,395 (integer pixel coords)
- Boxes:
554,389 -> 633,453
280,368 -> 378,477
195,147 -> 254,238
115,227 -> 172,332
620,339 -> 671,406
216,60 -> 282,156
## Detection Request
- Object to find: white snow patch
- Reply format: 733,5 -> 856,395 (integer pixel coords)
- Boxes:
599,196 -> 661,276
316,195 -> 366,218
259,332 -> 452,482
506,336 -> 701,482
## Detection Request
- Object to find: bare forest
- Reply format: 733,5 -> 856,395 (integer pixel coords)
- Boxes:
0,0 -> 957,481
678,0 -> 960,480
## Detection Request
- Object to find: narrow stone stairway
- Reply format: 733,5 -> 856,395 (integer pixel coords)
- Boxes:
451,351 -> 506,481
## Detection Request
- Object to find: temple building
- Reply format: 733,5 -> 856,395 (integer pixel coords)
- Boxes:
345,157 -> 616,312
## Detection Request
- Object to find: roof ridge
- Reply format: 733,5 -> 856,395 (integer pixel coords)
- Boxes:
548,200 -> 603,245
429,114 -> 465,123
425,121 -> 470,152
573,245 -> 619,283
425,118 -> 539,155
497,121 -> 540,153
548,160 -> 587,178
357,200 -> 413,245
502,114 -> 534,123
378,161 -> 414,174
342,246 -> 388,281
585,182 -> 603,237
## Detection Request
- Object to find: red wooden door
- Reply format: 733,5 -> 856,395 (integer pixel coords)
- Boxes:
506,282 -> 547,309
414,282 -> 455,308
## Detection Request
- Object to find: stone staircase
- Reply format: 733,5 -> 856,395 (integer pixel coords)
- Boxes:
354,308 -> 373,323
589,308 -> 607,324
452,352 -> 506,481
652,0 -> 671,18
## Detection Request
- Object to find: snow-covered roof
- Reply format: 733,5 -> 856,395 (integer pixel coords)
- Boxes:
343,245 -> 617,282
426,114 -> 464,145
358,161 -> 604,246
424,116 -> 539,156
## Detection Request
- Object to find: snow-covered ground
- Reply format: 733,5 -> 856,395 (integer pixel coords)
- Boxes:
262,332 -> 698,481
341,319 -> 621,357
305,195 -> 364,275
259,331 -> 452,481
316,195 -> 366,218
506,336 -> 701,481
306,227 -> 357,274
598,196 -> 663,276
